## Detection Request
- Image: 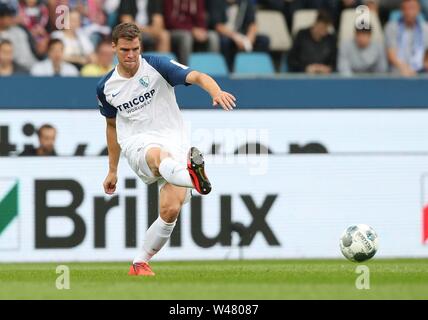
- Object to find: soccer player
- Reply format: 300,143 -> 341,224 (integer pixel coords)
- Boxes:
97,23 -> 236,276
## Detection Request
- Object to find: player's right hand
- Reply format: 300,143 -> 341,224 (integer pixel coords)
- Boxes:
103,172 -> 118,195
213,91 -> 236,111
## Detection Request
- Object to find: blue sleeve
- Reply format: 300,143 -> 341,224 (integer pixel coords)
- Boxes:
145,55 -> 193,87
96,78 -> 117,118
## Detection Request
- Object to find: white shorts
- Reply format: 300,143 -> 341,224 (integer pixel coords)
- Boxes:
124,136 -> 192,204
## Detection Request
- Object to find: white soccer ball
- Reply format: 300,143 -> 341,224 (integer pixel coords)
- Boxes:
339,224 -> 379,262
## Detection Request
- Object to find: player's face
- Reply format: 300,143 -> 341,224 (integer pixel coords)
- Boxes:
114,37 -> 141,71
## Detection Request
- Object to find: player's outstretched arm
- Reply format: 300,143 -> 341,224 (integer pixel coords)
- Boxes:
186,71 -> 236,111
103,117 -> 120,195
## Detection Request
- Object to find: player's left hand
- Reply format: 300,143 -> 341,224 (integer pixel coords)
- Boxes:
213,91 -> 236,111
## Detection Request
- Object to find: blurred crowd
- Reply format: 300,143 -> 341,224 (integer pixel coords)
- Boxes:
0,0 -> 427,77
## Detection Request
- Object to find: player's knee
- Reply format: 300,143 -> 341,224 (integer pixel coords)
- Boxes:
160,204 -> 181,223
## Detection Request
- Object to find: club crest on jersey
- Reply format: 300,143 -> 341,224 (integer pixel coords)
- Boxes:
139,76 -> 150,88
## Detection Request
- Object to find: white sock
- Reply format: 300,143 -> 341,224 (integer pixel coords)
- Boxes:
158,157 -> 194,188
133,217 -> 176,264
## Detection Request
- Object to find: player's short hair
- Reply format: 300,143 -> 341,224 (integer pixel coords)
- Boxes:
38,124 -> 56,137
112,23 -> 141,44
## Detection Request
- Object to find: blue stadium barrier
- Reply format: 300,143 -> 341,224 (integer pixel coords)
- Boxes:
0,76 -> 428,109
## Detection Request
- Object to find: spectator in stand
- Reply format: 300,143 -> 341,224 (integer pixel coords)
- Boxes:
385,0 -> 428,76
51,9 -> 95,69
17,0 -> 50,57
207,0 -> 270,71
83,0 -> 111,45
50,0 -> 112,47
69,0 -> 91,22
88,0 -> 106,22
81,39 -> 113,76
0,39 -> 29,75
288,10 -> 337,74
163,0 -> 219,65
0,1 -> 38,69
116,0 -> 170,52
30,38 -> 79,76
338,26 -> 387,75
264,0 -> 363,32
20,124 -> 57,156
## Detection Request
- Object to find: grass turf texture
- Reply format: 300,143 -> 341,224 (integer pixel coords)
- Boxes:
0,259 -> 427,299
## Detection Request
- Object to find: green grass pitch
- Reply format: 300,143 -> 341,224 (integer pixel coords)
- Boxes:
0,259 -> 427,299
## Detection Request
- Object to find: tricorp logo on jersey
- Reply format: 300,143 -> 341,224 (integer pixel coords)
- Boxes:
117,89 -> 156,114
422,174 -> 428,244
0,178 -> 19,250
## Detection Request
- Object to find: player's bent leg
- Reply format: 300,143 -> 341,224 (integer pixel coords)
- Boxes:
145,146 -> 211,194
145,147 -> 192,188
144,146 -> 211,195
129,183 -> 187,276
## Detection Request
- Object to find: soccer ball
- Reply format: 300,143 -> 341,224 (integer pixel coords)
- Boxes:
339,224 -> 379,262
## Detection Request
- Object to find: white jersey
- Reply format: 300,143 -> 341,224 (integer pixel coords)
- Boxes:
96,55 -> 192,155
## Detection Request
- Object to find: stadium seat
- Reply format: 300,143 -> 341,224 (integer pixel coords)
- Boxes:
338,9 -> 384,44
292,9 -> 318,36
188,53 -> 228,76
233,52 -> 275,75
256,10 -> 292,51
